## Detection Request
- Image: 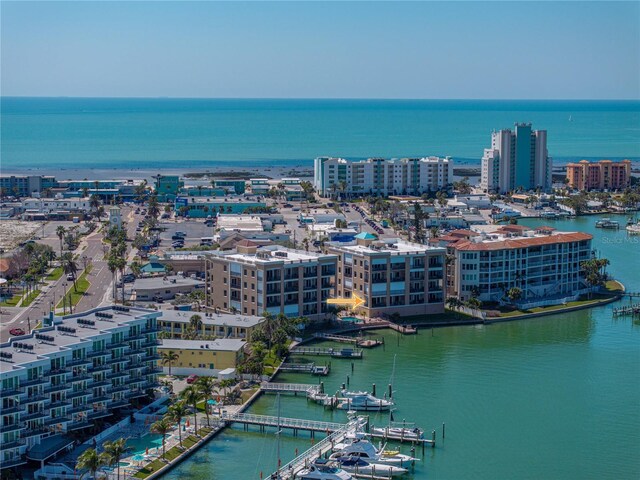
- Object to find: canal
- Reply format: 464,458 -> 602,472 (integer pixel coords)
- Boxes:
164,214 -> 640,479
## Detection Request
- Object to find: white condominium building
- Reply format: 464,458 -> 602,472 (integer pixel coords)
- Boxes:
0,306 -> 161,470
450,226 -> 593,302
314,156 -> 453,198
480,123 -> 551,194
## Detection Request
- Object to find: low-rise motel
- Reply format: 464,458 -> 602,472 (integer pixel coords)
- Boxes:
433,225 -> 594,303
158,339 -> 246,377
158,310 -> 265,340
327,233 -> 446,318
205,242 -> 337,321
0,306 -> 160,471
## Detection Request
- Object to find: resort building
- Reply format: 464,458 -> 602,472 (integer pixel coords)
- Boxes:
132,275 -> 204,302
565,159 -> 632,191
313,156 -> 453,198
0,175 -> 58,198
155,175 -> 184,202
480,123 -> 551,194
158,339 -> 246,377
21,197 -> 92,221
327,233 -> 446,318
158,310 -> 265,340
449,225 -> 593,303
212,179 -> 247,195
205,243 -> 338,320
174,196 -> 266,218
0,306 -> 161,471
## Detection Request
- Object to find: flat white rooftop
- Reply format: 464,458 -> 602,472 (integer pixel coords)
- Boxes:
332,239 -> 445,255
160,338 -> 246,352
217,215 -> 264,232
212,245 -> 336,265
159,310 -> 265,328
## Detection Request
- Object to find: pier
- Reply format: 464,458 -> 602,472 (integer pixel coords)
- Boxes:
313,333 -> 383,348
219,411 -> 345,436
290,346 -> 364,358
280,362 -> 331,376
387,323 -> 417,335
613,302 -> 640,316
261,382 -> 321,395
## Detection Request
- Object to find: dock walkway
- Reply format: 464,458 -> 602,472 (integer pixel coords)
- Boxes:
290,346 -> 363,358
313,333 -> 383,348
613,302 -> 640,316
279,363 -> 330,376
219,412 -> 344,435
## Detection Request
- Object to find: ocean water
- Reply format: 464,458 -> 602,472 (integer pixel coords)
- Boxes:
2,98 -> 639,171
164,215 -> 640,480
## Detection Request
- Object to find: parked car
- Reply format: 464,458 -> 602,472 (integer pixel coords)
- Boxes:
175,231 -> 186,237
186,374 -> 199,384
9,328 -> 25,336
122,274 -> 135,283
66,274 -> 75,281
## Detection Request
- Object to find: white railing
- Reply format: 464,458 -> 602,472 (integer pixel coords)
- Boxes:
220,412 -> 344,432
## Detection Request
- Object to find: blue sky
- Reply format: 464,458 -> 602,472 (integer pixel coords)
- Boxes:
1,1 -> 638,99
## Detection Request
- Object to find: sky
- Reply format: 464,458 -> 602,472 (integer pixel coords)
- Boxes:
1,1 -> 639,99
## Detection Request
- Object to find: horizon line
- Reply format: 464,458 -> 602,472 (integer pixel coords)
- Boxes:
2,95 -> 640,102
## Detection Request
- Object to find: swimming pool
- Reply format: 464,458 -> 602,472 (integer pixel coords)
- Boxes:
341,316 -> 362,323
125,434 -> 164,455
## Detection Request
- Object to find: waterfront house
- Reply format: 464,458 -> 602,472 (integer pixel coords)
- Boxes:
158,339 -> 246,377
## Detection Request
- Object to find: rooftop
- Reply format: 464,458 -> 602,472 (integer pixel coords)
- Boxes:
133,275 -> 204,290
160,338 -> 246,352
331,238 -> 445,255
217,215 -> 264,232
209,245 -> 336,265
454,231 -> 592,251
159,310 -> 265,328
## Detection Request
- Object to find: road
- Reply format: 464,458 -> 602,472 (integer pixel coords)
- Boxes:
0,206 -> 140,342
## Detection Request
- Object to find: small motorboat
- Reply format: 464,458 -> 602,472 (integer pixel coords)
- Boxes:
595,218 -> 620,229
337,390 -> 393,411
371,425 -> 424,441
626,222 -> 640,235
331,456 -> 407,478
331,435 -> 418,467
294,459 -> 353,480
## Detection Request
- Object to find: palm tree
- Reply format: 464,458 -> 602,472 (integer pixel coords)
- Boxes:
107,255 -> 119,301
195,377 -> 216,426
150,419 -> 171,459
61,252 -> 78,292
76,447 -> 109,479
103,438 -> 130,480
189,314 -> 203,337
56,226 -> 66,256
180,386 -> 201,434
166,401 -> 189,448
161,350 -> 179,376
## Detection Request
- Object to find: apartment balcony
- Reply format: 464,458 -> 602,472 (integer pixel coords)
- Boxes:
140,326 -> 160,335
69,374 -> 92,383
106,341 -> 127,349
67,404 -> 92,415
18,411 -> 46,423
127,363 -> 146,370
0,423 -> 25,433
0,456 -> 27,469
44,368 -> 69,377
108,385 -> 129,394
22,427 -> 47,438
266,286 -> 281,295
1,405 -> 22,415
43,416 -> 70,426
0,439 -> 25,450
127,390 -> 148,399
88,410 -> 112,420
66,390 -> 91,400
46,399 -> 70,409
371,265 -> 387,272
106,357 -> 129,365
126,333 -> 145,341
126,347 -> 146,356
20,378 -> 48,388
0,388 -> 22,398
86,350 -> 109,358
91,380 -> 110,388
22,394 -> 48,405
107,399 -> 129,409
89,364 -> 110,373
140,339 -> 161,348
143,367 -> 162,375
141,353 -> 162,362
91,395 -> 109,403
67,420 -> 93,431
283,284 -> 299,293
126,377 -> 145,385
66,358 -> 92,368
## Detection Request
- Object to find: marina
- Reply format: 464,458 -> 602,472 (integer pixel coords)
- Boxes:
313,333 -> 383,348
291,347 -> 364,358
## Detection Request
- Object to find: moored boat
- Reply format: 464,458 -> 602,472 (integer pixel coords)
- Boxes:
294,459 -> 353,479
331,435 -> 418,466
330,456 -> 408,477
337,390 -> 393,411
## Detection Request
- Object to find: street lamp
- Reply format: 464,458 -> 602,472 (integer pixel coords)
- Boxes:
62,283 -> 67,315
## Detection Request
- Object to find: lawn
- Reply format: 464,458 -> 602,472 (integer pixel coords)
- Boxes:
46,267 -> 63,281
0,291 -> 23,307
56,273 -> 90,308
21,290 -> 41,307
496,293 -> 619,318
133,432 -> 211,479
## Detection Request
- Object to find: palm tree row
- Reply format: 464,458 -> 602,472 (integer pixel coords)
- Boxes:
75,437 -> 130,480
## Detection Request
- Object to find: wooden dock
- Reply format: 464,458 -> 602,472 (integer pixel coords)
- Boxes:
313,333 -> 383,348
279,363 -> 330,376
219,411 -> 344,436
290,346 -> 363,358
613,302 -> 640,316
387,323 -> 417,334
261,382 -> 321,395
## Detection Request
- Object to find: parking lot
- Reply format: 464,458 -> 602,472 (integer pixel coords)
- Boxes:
155,219 -> 216,248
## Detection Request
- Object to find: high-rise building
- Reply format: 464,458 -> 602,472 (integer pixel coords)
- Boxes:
327,233 -> 446,317
480,123 -> 551,193
565,159 -> 632,191
314,156 -> 453,198
205,242 -> 337,320
0,306 -> 161,470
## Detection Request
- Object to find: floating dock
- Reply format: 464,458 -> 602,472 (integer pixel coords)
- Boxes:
290,346 -> 364,358
280,362 -> 330,376
219,411 -> 344,436
613,302 -> 640,316
387,323 -> 417,335
313,333 -> 383,348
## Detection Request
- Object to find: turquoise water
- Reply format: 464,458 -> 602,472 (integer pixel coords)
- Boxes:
2,98 -> 639,170
165,215 -> 640,479
125,433 -> 164,455
340,316 -> 362,323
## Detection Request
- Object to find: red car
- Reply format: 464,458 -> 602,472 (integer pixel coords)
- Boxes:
9,328 -> 25,336
186,374 -> 199,384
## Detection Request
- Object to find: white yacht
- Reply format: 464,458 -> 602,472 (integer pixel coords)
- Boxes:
331,435 -> 418,467
627,222 -> 640,235
331,456 -> 408,477
337,390 -> 393,411
295,459 -> 353,480
371,424 -> 424,441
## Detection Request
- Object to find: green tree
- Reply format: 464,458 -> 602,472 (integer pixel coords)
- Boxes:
61,252 -> 78,292
195,376 -> 217,426
56,225 -> 66,256
189,314 -> 203,336
150,419 -> 171,459
166,401 -> 190,448
76,447 -> 109,479
180,386 -> 202,434
580,258 -> 611,298
506,287 -> 523,304
103,438 -> 130,480
161,350 -> 179,376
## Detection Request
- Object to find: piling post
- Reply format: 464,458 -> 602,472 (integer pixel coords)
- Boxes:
341,383 -> 346,390
351,361 -> 354,373
388,383 -> 392,398
442,422 -> 445,439
347,375 -> 350,387
372,383 -> 376,396
320,382 -> 324,394
431,430 -> 436,448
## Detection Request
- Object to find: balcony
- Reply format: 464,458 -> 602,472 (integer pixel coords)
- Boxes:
91,395 -> 109,403
0,439 -> 25,450
126,333 -> 145,341
67,420 -> 93,431
106,357 -> 128,365
0,456 -> 27,469
86,350 -> 109,358
140,326 -> 160,335
106,341 -> 127,349
22,427 -> 47,438
141,354 -> 161,362
127,390 -> 148,399
106,371 -> 129,380
1,422 -> 28,433
44,383 -> 68,394
89,364 -> 110,373
46,399 -> 70,409
91,380 -> 110,388
0,388 -> 22,398
88,410 -> 111,420
140,339 -> 161,348
22,394 -> 48,405
44,368 -> 69,377
126,377 -> 145,385
69,374 -> 92,383
1,405 -> 22,415
66,358 -> 92,368
107,399 -> 129,409
108,385 -> 128,394
143,367 -> 162,375
67,404 -> 92,415
20,378 -> 47,388
20,411 -> 49,422
66,390 -> 91,400
303,270 -> 317,278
